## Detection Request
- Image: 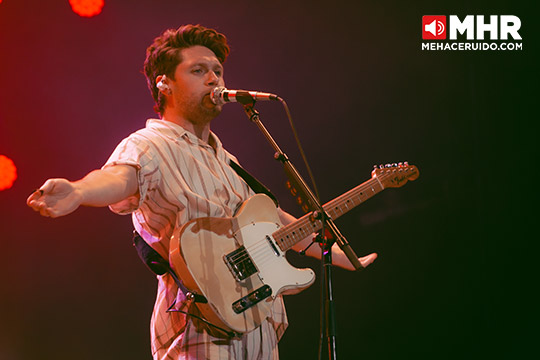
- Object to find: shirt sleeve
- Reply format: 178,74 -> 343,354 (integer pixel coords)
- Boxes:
102,135 -> 160,214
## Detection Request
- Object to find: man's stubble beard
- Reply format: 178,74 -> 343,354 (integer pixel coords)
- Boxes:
182,96 -> 222,126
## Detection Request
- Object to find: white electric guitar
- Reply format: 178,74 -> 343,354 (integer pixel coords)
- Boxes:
169,163 -> 419,334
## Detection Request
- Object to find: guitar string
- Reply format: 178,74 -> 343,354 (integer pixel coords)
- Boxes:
226,237 -> 272,264
274,178 -> 385,250
228,241 -> 287,273
228,176 -> 386,264
259,171 -> 397,260
237,193 -> 391,269
225,170 -> 409,269
227,215 -> 317,264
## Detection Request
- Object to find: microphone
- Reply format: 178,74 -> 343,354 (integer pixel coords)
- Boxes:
211,87 -> 280,105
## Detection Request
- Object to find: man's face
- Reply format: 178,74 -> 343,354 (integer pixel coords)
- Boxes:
169,45 -> 225,125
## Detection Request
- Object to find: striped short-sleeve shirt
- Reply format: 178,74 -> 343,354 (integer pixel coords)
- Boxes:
103,119 -> 288,359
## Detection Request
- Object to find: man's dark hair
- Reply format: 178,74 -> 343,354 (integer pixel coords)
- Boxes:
143,24 -> 230,115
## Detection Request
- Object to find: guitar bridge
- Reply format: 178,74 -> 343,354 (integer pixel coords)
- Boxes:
232,285 -> 272,314
224,245 -> 258,282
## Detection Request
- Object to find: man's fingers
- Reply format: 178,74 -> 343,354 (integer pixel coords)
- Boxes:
359,252 -> 378,268
27,198 -> 43,210
30,200 -> 45,212
26,189 -> 42,205
27,180 -> 52,205
40,179 -> 58,194
26,194 -> 36,205
37,179 -> 60,197
38,206 -> 51,217
28,200 -> 40,211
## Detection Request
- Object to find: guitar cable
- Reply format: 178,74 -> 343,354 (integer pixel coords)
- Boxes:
166,297 -> 240,339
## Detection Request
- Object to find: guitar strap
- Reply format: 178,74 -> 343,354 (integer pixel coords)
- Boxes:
132,159 -> 278,337
228,159 -> 279,207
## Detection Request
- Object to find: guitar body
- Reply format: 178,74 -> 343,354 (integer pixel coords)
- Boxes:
169,162 -> 419,334
169,194 -> 316,334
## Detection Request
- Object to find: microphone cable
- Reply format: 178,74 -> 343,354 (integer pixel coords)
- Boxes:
277,98 -> 321,203
277,97 -> 326,360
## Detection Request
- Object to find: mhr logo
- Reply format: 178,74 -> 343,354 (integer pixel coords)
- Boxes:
422,15 -> 522,40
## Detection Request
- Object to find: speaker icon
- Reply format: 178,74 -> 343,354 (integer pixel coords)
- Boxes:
422,16 -> 447,40
425,20 -> 445,36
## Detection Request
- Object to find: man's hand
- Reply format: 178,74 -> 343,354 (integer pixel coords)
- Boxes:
27,179 -> 83,218
342,251 -> 378,271
278,208 -> 378,271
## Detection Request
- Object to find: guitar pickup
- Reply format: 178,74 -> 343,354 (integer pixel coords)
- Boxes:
224,245 -> 258,282
232,285 -> 272,314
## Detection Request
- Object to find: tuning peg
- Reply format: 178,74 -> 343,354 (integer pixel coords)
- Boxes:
404,161 -> 409,166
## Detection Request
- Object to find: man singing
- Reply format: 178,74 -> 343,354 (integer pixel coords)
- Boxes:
27,24 -> 376,359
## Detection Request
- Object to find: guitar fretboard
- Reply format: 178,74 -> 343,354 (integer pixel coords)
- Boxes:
272,176 -> 385,252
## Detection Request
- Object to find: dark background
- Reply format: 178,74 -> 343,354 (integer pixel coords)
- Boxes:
0,0 -> 535,359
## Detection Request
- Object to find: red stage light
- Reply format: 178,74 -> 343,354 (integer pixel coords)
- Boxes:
69,0 -> 105,18
0,155 -> 17,191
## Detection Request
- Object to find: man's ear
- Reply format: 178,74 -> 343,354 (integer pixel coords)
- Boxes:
156,75 -> 171,94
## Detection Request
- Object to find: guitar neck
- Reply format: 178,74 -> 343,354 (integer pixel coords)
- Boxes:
273,176 -> 385,252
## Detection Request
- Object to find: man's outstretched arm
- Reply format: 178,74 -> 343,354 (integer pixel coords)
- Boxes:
27,165 -> 138,218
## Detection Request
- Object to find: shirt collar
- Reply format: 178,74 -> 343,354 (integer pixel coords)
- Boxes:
145,118 -> 223,151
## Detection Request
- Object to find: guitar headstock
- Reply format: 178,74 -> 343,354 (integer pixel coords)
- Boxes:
372,162 -> 419,188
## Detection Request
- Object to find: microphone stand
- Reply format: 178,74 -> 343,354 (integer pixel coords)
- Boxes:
240,99 -> 364,360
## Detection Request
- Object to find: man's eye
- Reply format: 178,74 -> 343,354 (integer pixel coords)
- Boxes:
192,69 -> 203,74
